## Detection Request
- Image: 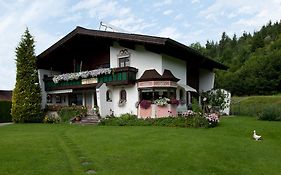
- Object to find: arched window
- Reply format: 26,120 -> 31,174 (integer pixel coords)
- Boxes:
179,89 -> 184,100
106,90 -> 112,102
120,89 -> 127,101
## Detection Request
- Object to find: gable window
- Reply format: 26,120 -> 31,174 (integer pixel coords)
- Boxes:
106,90 -> 112,102
117,49 -> 130,67
119,57 -> 130,67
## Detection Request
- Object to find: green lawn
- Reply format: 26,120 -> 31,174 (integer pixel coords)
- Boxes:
0,117 -> 281,175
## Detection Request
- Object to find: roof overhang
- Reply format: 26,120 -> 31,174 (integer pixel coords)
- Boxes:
37,26 -> 228,71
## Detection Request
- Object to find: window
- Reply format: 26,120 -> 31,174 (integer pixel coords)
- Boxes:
118,89 -> 127,107
47,94 -> 52,103
120,89 -> 127,101
179,89 -> 184,100
119,57 -> 130,67
117,49 -> 130,67
55,95 -> 61,103
106,90 -> 112,102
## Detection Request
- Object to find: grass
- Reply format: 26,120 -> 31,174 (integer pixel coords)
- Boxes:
0,117 -> 281,175
231,95 -> 281,116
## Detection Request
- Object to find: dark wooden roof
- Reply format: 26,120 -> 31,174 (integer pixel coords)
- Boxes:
0,90 -> 12,101
138,69 -> 162,82
138,69 -> 180,82
162,69 -> 180,82
37,26 -> 228,70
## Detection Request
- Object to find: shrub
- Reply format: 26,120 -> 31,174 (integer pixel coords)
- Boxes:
257,106 -> 281,121
99,113 -> 212,128
58,105 -> 87,122
0,101 -> 12,122
43,114 -> 61,123
205,113 -> 220,127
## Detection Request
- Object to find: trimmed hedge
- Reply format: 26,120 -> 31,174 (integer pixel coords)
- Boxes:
99,113 -> 210,128
0,101 -> 12,122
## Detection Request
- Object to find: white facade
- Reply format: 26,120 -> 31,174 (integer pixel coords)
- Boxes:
199,68 -> 215,92
162,54 -> 186,85
96,83 -> 113,116
38,69 -> 61,108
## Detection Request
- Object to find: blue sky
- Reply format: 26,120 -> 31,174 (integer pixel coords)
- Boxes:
1,0 -> 281,90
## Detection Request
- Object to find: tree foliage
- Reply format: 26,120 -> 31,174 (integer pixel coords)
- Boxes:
190,20 -> 281,95
11,28 -> 42,123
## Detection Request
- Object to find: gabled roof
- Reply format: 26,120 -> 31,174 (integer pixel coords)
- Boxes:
37,26 -> 228,70
138,69 -> 162,82
138,69 -> 180,82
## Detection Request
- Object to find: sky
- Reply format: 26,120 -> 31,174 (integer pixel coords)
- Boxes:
1,0 -> 281,90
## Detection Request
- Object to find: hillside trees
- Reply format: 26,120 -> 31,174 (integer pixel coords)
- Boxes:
190,20 -> 281,95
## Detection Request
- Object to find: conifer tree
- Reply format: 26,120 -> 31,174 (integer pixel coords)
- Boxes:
11,28 -> 42,123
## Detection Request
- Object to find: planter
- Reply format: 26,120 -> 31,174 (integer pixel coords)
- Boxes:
139,106 -> 152,118
156,104 -> 177,117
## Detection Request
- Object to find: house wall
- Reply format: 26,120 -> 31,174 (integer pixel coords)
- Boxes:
111,85 -> 138,116
38,69 -> 61,108
96,83 -> 113,117
109,44 -> 163,117
110,44 -> 163,77
162,54 -> 186,85
199,68 -> 215,92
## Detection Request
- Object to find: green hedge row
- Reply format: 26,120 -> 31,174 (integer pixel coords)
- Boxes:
0,101 -> 12,122
99,113 -> 210,128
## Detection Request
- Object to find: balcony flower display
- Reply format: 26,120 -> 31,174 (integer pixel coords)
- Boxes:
53,68 -> 111,83
169,98 -> 179,106
139,100 -> 151,109
154,97 -> 170,106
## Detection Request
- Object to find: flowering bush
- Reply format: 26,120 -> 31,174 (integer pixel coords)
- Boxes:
154,97 -> 170,106
139,100 -> 151,109
43,114 -> 61,123
181,110 -> 196,117
169,98 -> 179,105
53,68 -> 111,83
205,113 -> 219,127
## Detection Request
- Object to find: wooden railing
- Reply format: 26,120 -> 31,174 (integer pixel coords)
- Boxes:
44,67 -> 138,91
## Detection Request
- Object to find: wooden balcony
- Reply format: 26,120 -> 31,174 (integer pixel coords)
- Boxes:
44,67 -> 138,91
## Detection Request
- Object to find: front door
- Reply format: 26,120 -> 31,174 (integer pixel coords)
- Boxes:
85,92 -> 93,115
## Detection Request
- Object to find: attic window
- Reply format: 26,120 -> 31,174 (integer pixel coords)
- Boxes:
118,49 -> 130,67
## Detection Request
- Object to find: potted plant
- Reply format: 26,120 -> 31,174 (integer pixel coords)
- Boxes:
139,100 -> 151,109
169,98 -> 179,106
154,97 -> 170,106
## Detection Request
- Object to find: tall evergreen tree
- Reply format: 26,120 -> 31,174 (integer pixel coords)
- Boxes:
12,28 -> 42,123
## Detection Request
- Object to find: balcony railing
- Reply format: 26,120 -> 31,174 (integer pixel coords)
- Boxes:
44,67 -> 138,91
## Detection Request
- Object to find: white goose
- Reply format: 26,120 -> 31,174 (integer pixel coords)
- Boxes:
253,130 -> 262,141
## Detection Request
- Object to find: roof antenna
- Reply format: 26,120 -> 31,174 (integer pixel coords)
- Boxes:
98,21 -> 130,33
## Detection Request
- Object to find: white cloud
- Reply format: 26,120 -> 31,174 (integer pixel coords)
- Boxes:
72,0 -> 154,34
163,10 -> 173,16
0,0 -> 67,89
158,27 -> 183,40
174,14 -> 184,20
191,0 -> 200,4
153,0 -> 172,7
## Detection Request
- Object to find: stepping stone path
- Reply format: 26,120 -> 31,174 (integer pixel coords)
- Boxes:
60,132 -> 97,174
86,169 -> 97,174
